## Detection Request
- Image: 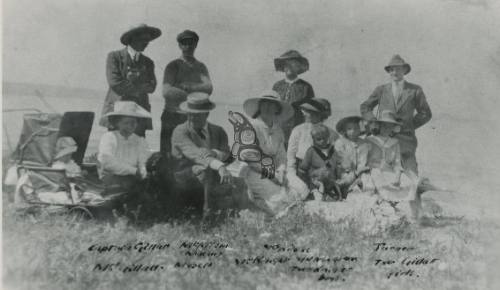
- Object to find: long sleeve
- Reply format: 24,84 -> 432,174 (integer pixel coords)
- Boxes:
360,86 -> 382,121
412,86 -> 432,129
171,126 -> 216,170
98,133 -> 136,175
106,52 -> 138,97
137,137 -> 151,169
286,127 -> 301,172
298,148 -> 312,182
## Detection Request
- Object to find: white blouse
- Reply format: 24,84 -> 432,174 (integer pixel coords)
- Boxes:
251,118 -> 287,169
97,131 -> 150,178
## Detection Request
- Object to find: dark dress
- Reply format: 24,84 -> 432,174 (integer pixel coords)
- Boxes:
272,79 -> 315,145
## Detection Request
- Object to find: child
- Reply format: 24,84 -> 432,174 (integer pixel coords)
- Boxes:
52,137 -> 83,177
272,50 -> 315,145
334,116 -> 370,194
298,124 -> 342,201
364,110 -> 420,221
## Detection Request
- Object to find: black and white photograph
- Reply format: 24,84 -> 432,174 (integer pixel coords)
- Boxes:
2,0 -> 500,289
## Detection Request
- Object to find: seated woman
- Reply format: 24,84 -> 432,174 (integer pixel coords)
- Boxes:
286,98 -> 339,198
240,90 -> 307,217
98,101 -> 151,194
361,110 -> 420,221
334,116 -> 371,194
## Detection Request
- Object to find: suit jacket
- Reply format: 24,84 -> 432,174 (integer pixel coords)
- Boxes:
171,122 -> 230,178
360,81 -> 432,152
100,48 -> 157,128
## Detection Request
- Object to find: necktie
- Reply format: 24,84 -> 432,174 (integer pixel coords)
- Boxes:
196,129 -> 206,140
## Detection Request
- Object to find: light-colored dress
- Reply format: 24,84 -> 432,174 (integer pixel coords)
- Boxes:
242,118 -> 304,215
334,137 -> 370,186
97,131 -> 150,179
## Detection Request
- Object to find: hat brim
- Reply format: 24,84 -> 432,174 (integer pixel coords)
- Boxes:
120,26 -> 162,45
243,96 -> 294,121
179,101 -> 216,113
274,57 -> 309,74
105,111 -> 151,119
54,146 -> 77,160
299,102 -> 322,113
336,116 -> 363,133
384,63 -> 411,75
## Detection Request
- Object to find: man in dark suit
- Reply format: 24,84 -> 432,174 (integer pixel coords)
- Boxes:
100,24 -> 161,137
360,55 -> 432,174
171,92 -> 232,215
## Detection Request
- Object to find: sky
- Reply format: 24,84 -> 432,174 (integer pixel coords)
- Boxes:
3,0 -> 500,120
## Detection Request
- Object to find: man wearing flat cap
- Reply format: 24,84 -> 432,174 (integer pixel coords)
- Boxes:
161,30 -> 213,157
100,24 -> 161,137
171,92 -> 232,215
360,54 -> 432,175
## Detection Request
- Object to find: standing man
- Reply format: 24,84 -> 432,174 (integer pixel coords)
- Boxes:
100,24 -> 161,137
360,55 -> 432,174
161,30 -> 213,157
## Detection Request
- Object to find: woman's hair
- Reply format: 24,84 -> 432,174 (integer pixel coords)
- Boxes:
251,99 -> 283,118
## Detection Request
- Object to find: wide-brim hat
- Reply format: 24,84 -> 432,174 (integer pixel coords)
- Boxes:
177,30 -> 199,43
300,98 -> 331,118
243,90 -> 294,121
104,101 -> 152,119
384,54 -> 411,75
274,50 -> 309,74
54,137 -> 78,160
179,92 -> 216,113
336,116 -> 363,133
120,24 -> 162,45
374,110 -> 402,126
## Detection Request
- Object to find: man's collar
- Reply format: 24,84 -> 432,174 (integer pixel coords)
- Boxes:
127,46 -> 141,60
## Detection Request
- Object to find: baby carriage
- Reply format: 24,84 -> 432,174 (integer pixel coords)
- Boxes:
7,111 -> 126,219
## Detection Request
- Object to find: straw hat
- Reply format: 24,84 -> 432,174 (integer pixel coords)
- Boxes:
104,101 -> 151,119
243,90 -> 294,121
384,54 -> 411,75
179,92 -> 216,113
336,116 -> 363,133
120,24 -> 162,45
177,30 -> 199,43
54,137 -> 77,160
274,50 -> 309,74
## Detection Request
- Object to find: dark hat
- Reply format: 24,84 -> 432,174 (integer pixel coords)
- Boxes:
120,24 -> 162,45
274,50 -> 309,74
179,92 -> 215,113
300,98 -> 331,118
336,116 -> 363,133
384,54 -> 411,75
177,30 -> 199,43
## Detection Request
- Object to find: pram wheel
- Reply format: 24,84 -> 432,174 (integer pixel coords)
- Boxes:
67,206 -> 94,222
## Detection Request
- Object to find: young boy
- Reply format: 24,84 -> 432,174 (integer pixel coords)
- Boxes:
334,116 -> 370,194
298,124 -> 342,201
272,50 -> 315,145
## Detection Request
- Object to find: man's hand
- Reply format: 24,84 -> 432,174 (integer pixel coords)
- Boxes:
218,166 -> 232,184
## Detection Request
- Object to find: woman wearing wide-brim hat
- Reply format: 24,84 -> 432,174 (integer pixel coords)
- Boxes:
272,50 -> 315,145
100,24 -> 161,137
239,90 -> 306,217
98,101 -> 152,192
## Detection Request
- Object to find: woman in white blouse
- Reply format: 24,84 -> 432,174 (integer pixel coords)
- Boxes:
286,98 -> 339,196
98,101 -> 151,191
241,91 -> 307,216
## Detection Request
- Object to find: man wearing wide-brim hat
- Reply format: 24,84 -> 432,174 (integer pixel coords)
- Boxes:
100,24 -> 161,137
161,29 -> 213,157
170,92 -> 232,215
360,54 -> 432,174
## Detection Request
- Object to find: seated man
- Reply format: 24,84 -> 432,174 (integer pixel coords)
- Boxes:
171,92 -> 233,216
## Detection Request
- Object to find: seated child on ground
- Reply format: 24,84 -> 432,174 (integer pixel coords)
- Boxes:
334,116 -> 370,193
298,124 -> 342,201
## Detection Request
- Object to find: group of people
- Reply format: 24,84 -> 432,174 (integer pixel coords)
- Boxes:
88,24 -> 433,222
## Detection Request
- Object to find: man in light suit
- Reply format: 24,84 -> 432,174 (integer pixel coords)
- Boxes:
360,55 -> 432,174
171,92 -> 232,215
100,24 -> 161,137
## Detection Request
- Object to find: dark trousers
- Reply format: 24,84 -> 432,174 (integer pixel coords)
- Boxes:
160,110 -> 187,156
